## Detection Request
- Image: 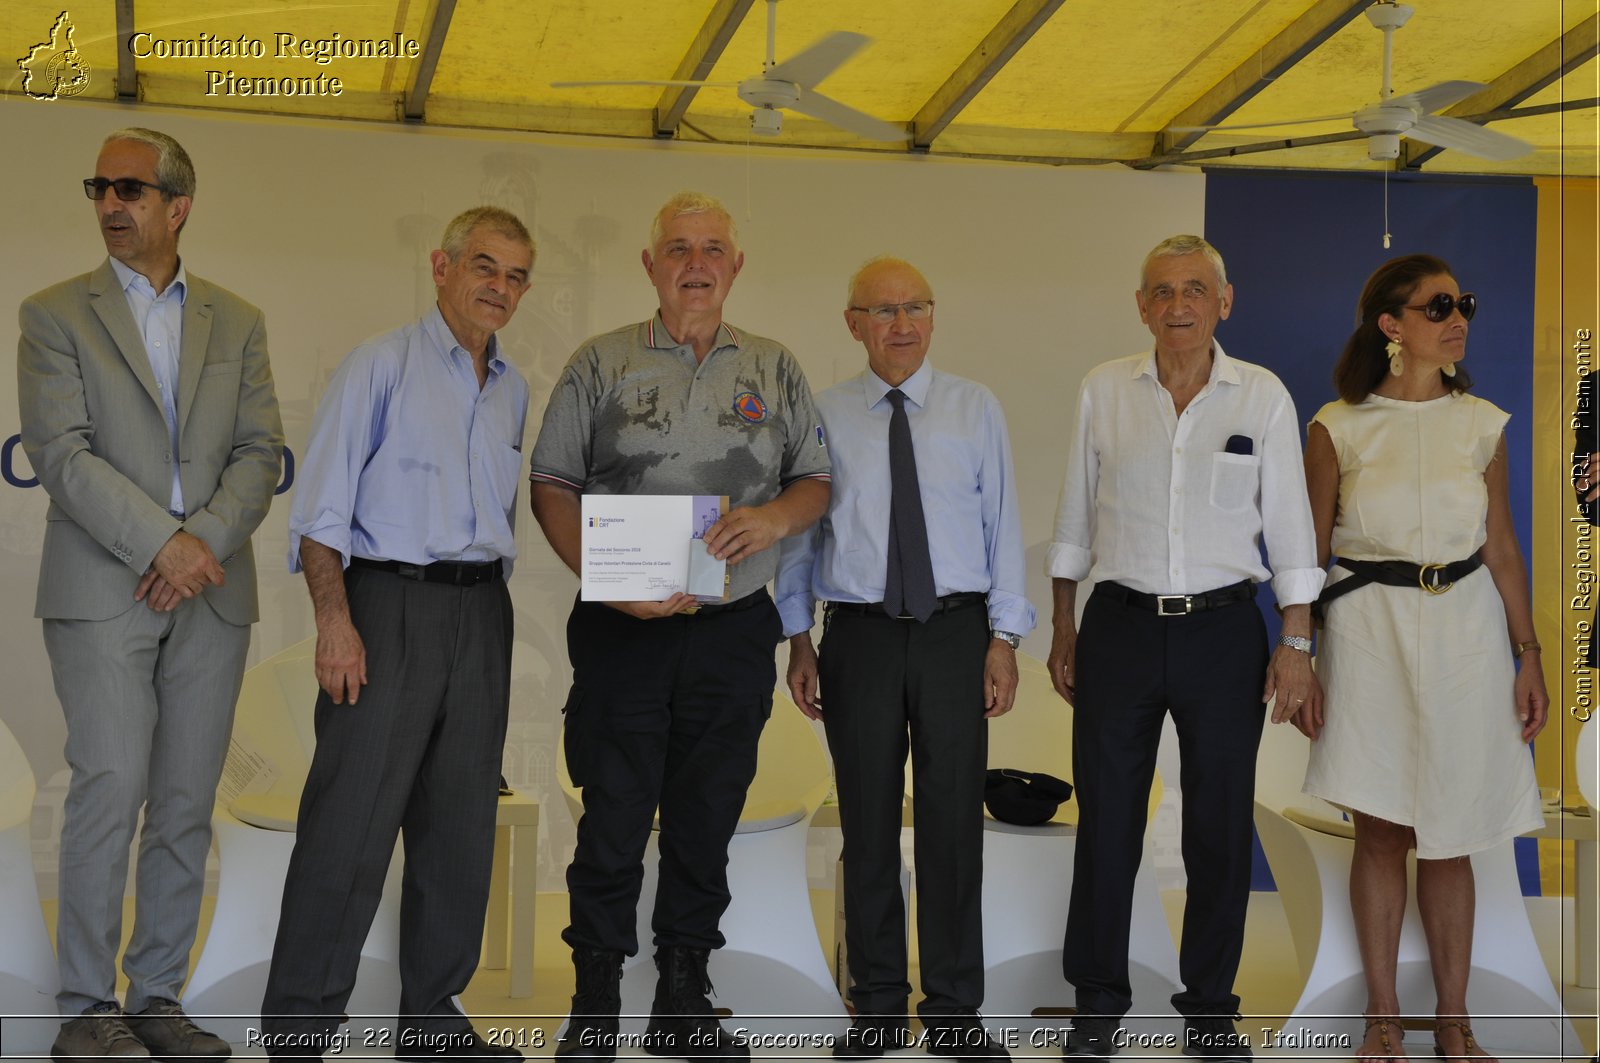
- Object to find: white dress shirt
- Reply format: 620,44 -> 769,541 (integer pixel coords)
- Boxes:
110,256 -> 185,514
776,361 -> 1035,638
1046,341 -> 1323,606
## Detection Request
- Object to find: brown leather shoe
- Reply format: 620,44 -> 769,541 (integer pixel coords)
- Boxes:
51,1003 -> 152,1062
124,999 -> 231,1060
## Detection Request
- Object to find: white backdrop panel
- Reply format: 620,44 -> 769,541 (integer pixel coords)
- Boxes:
0,98 -> 1203,891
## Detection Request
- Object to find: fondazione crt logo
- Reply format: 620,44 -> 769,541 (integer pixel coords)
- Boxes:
17,11 -> 92,101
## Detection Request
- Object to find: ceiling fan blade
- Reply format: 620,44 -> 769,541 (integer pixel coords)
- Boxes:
550,79 -> 737,88
766,31 -> 869,86
1391,79 -> 1485,114
1408,115 -> 1532,161
788,88 -> 907,141
1168,112 -> 1355,133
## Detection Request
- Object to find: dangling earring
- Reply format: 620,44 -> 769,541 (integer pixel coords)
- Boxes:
1386,337 -> 1404,377
1441,362 -> 1457,378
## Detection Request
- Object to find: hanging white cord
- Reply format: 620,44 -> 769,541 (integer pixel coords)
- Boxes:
1382,166 -> 1392,249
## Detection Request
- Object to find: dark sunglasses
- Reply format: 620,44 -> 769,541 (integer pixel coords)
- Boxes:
1401,291 -> 1477,323
82,177 -> 168,202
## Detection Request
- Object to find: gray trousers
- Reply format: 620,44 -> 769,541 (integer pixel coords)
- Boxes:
45,598 -> 250,1016
260,564 -> 512,1041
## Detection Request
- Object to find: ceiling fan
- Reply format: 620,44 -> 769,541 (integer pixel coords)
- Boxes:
1174,1 -> 1532,163
552,0 -> 906,142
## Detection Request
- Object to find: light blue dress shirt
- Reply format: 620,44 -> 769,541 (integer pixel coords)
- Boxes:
288,305 -> 530,577
110,256 -> 185,514
775,361 -> 1035,638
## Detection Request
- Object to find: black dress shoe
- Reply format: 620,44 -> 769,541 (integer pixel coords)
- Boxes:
924,1020 -> 1010,1062
832,1018 -> 914,1059
395,1028 -> 523,1062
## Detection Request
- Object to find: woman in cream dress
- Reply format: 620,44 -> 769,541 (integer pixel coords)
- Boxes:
1290,255 -> 1548,1063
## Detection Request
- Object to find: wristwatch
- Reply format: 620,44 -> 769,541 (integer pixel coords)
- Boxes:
992,630 -> 1022,650
1277,634 -> 1313,654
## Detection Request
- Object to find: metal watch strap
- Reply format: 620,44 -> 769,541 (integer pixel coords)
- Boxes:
1278,634 -> 1313,654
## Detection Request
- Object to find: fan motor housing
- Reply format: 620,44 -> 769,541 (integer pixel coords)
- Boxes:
1367,133 -> 1402,161
738,78 -> 802,109
1353,102 -> 1418,136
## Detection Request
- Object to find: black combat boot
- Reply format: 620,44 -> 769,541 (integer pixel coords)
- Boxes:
555,948 -> 624,1062
641,946 -> 750,1062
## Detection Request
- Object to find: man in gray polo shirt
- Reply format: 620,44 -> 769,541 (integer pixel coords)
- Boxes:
530,191 -> 830,1063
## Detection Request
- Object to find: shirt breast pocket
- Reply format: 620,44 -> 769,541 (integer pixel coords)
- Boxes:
1209,452 -> 1260,512
488,441 -> 524,501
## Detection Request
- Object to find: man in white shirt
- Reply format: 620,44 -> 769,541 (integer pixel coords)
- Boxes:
1045,235 -> 1322,1062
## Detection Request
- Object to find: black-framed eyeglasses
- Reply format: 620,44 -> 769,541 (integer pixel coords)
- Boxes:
1401,291 -> 1477,323
83,177 -> 168,202
848,300 -> 934,323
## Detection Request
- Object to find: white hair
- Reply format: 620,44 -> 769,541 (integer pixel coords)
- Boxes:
1141,234 -> 1228,290
648,191 -> 737,250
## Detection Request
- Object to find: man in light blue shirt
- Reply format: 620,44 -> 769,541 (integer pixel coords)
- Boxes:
776,257 -> 1033,1063
261,207 -> 532,1062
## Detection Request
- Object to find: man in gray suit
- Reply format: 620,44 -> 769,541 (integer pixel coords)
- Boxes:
17,127 -> 283,1063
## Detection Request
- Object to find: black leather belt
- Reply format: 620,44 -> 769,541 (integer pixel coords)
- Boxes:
1097,578 -> 1256,616
827,591 -> 987,620
350,556 -> 503,586
685,588 -> 769,616
1312,550 -> 1482,622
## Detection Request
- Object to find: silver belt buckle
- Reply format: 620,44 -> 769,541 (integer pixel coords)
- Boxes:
1156,594 -> 1192,616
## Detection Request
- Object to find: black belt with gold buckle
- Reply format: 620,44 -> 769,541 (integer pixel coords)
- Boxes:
1312,550 -> 1482,622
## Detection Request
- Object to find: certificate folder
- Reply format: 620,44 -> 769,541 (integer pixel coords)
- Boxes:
580,494 -> 729,602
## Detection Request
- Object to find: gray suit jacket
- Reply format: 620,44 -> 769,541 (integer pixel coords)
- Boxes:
18,258 -> 284,624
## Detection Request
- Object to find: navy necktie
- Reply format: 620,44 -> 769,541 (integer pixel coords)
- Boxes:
883,388 -> 937,623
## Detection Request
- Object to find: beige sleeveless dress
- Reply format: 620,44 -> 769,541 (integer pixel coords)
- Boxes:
1302,392 -> 1542,859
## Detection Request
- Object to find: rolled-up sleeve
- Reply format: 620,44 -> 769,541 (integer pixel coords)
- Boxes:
1045,381 -> 1097,581
287,346 -> 384,572
1259,388 -> 1324,606
774,524 -> 821,637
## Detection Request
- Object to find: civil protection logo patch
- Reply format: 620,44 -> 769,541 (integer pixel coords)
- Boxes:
732,392 -> 768,424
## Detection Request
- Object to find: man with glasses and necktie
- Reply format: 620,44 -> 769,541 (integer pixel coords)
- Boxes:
17,127 -> 283,1062
1044,235 -> 1320,1062
775,256 -> 1032,1063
